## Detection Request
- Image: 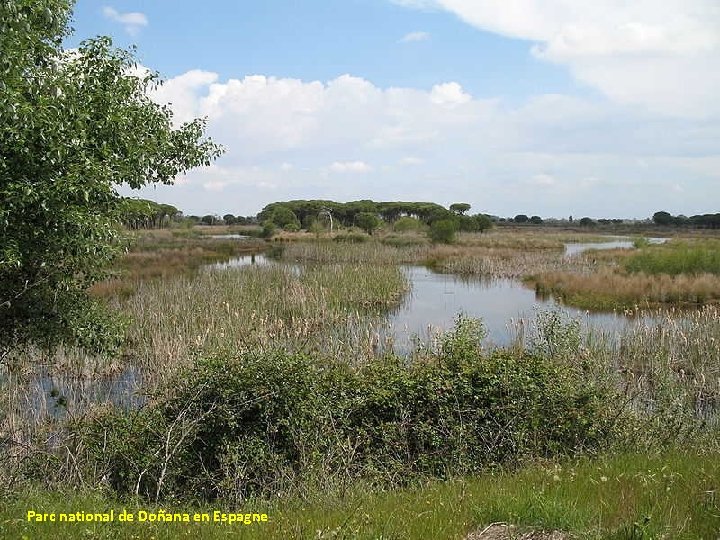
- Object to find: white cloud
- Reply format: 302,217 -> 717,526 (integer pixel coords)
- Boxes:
430,82 -> 472,105
399,31 -> 431,43
121,69 -> 719,218
102,6 -> 148,36
149,70 -> 219,125
394,0 -> 720,117
328,161 -> 373,173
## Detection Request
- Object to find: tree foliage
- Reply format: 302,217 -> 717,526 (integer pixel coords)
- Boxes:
428,219 -> 458,244
355,212 -> 381,235
0,0 -> 222,352
652,210 -> 720,229
449,202 -> 471,215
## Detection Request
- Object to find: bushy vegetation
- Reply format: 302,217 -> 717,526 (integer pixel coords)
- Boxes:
40,317 -> 618,503
429,219 -> 459,244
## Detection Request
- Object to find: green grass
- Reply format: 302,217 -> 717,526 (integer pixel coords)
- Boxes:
625,239 -> 720,276
2,451 -> 718,539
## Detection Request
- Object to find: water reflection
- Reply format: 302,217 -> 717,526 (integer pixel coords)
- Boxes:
564,237 -> 667,257
387,266 -> 627,349
206,253 -> 269,270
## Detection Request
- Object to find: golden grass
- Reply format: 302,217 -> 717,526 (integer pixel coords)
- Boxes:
89,229 -> 265,298
532,267 -> 720,310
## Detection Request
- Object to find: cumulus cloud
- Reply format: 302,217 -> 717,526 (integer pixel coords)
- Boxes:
394,0 -> 720,117
399,31 -> 431,43
430,82 -> 472,105
119,69 -> 719,218
102,6 -> 148,35
328,161 -> 374,173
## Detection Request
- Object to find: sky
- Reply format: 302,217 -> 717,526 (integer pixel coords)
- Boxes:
67,0 -> 720,219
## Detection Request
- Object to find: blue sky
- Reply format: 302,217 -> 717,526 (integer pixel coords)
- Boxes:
68,0 -> 719,218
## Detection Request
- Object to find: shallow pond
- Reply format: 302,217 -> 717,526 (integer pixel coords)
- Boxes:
211,237 -> 662,348
387,267 -> 626,349
564,237 -> 666,257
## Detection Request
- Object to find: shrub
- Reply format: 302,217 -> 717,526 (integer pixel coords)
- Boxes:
73,318 -> 620,502
393,216 -> 424,233
428,219 -> 458,244
260,221 -> 276,239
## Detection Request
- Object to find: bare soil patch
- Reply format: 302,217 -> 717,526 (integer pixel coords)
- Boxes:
466,523 -> 570,540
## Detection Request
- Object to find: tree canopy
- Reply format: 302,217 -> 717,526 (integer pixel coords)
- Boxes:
0,0 -> 222,352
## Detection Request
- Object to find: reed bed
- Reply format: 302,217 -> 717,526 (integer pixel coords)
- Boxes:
507,306 -> 720,441
615,307 -> 720,429
89,229 -> 265,298
112,263 -> 406,379
279,240 -> 593,279
436,249 -> 596,278
279,241 -> 429,265
625,238 -> 720,275
456,231 -> 566,250
532,267 -> 720,310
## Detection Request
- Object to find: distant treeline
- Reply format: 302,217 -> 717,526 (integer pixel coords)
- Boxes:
120,199 -> 180,229
257,199 -> 493,233
653,211 -> 720,229
119,198 -> 257,228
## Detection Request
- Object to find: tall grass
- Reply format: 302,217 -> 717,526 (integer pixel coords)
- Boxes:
532,268 -> 720,310
625,239 -> 720,276
89,229 -> 265,298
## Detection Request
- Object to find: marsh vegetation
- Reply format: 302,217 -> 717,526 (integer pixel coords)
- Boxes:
2,223 -> 720,538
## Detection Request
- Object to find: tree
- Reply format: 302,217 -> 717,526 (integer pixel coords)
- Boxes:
223,214 -> 236,225
428,219 -> 458,244
472,214 -> 493,233
514,214 -> 529,223
269,205 -> 300,231
355,212 -> 381,235
652,211 -> 674,226
529,215 -> 543,224
450,202 -> 471,215
579,217 -> 595,227
0,1 -> 222,353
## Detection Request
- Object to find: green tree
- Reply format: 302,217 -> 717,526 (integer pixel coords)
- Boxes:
0,1 -> 222,352
269,205 -> 300,231
355,212 -> 381,235
652,211 -> 674,226
428,219 -> 458,244
514,214 -> 529,223
472,214 -> 493,233
449,202 -> 471,215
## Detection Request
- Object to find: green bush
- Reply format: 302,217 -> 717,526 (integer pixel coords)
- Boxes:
393,216 -> 424,233
73,317 -> 620,502
428,219 -> 458,244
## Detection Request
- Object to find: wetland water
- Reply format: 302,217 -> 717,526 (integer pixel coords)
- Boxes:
20,237 -> 667,418
212,237 -> 667,347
